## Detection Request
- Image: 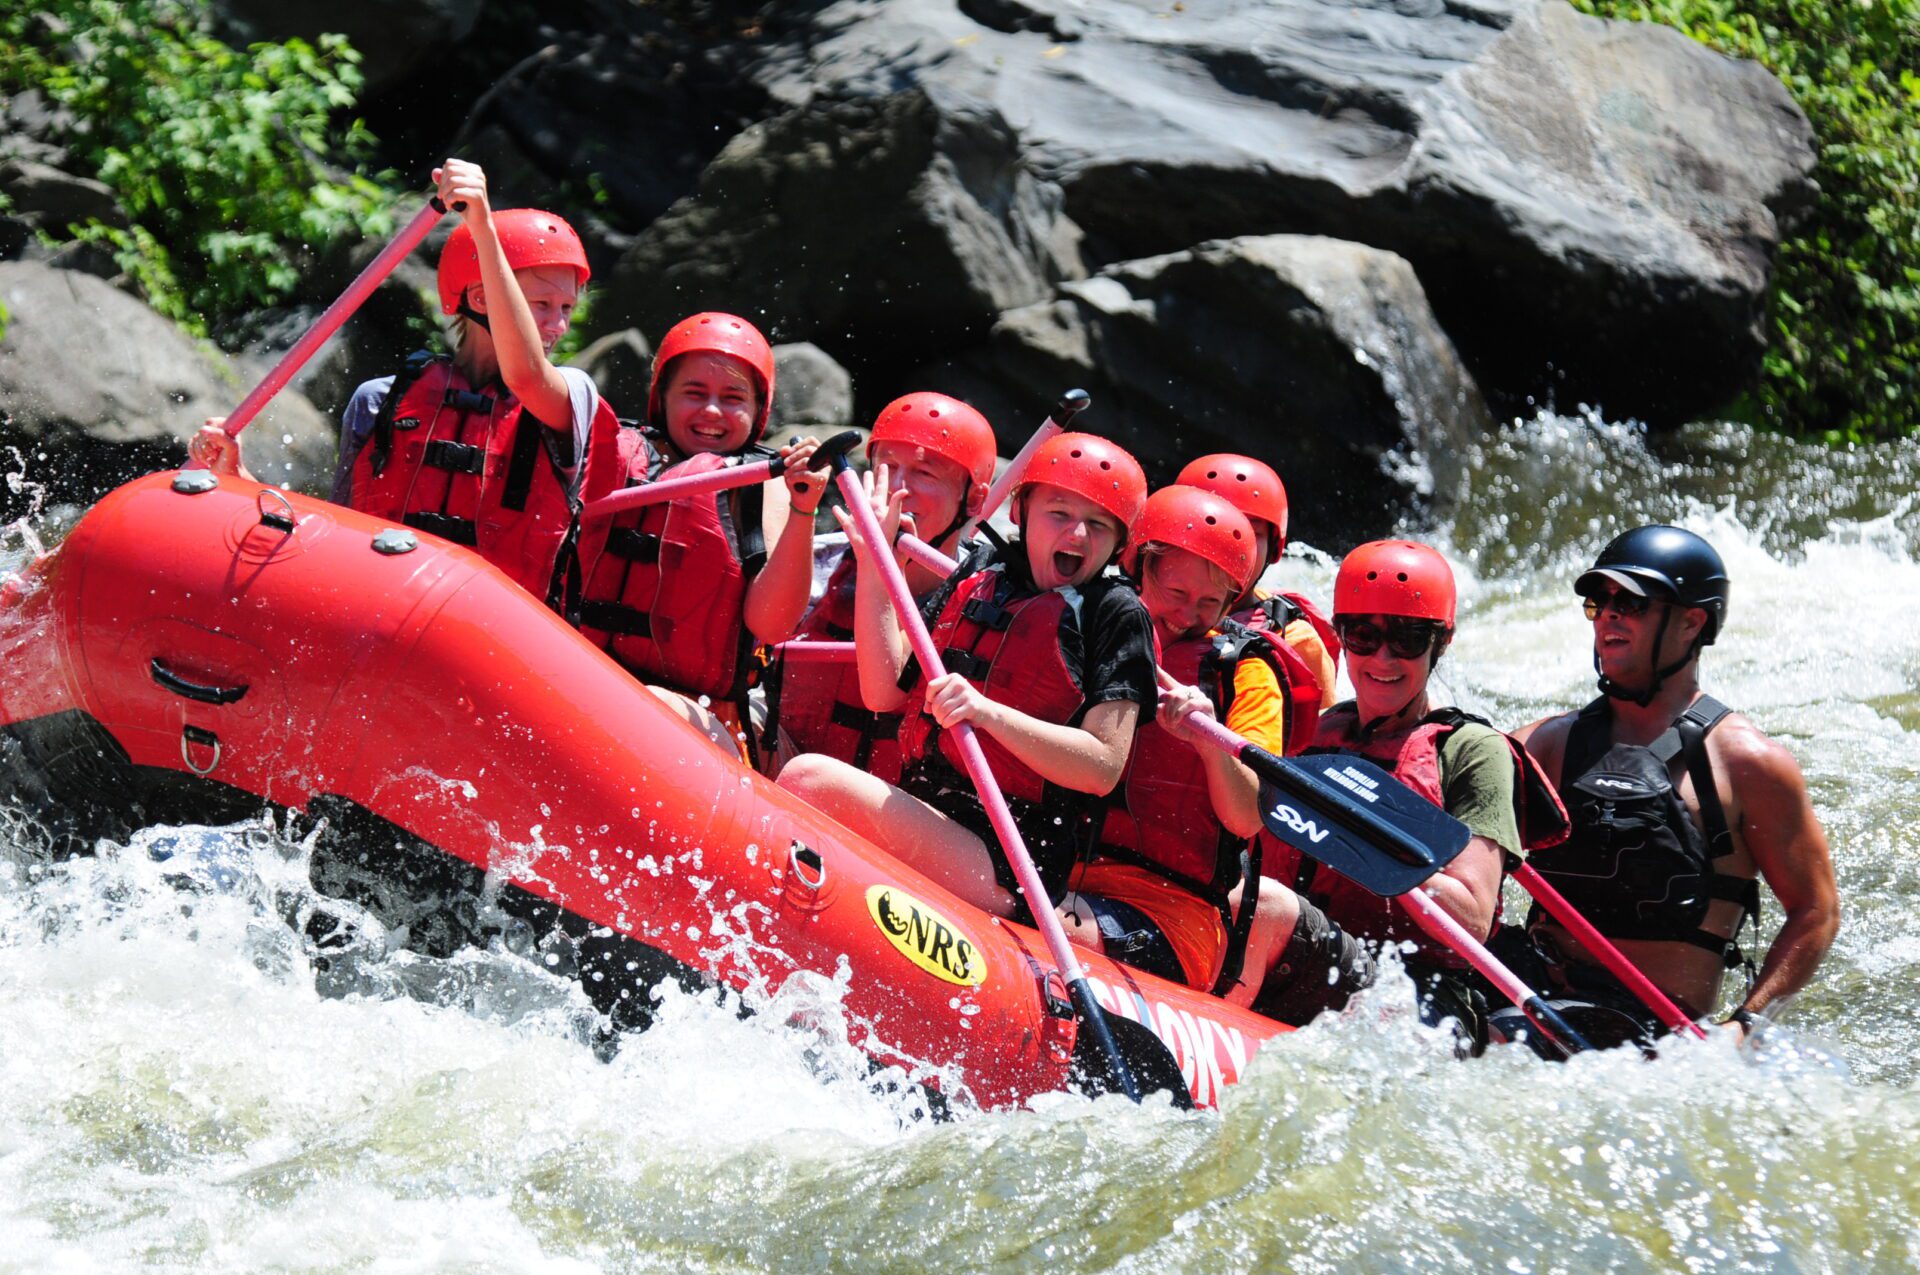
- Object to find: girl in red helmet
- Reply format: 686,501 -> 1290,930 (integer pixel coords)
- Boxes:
570,311 -> 822,762
1234,540 -> 1566,1043
1176,454 -> 1341,708
194,159 -> 623,607
1060,485 -> 1324,991
777,433 -> 1158,922
761,391 -> 996,779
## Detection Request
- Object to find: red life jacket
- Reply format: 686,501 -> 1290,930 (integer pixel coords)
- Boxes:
351,353 -> 620,606
1297,704 -> 1569,966
571,427 -> 770,702
768,554 -> 906,783
1233,590 -> 1340,753
896,563 -> 1086,806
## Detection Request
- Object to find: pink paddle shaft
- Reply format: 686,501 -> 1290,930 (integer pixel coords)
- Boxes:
1163,674 -> 1569,1020
197,200 -> 448,459
966,417 -> 1062,537
585,458 -> 779,523
1512,862 -> 1707,1038
830,465 -> 1093,987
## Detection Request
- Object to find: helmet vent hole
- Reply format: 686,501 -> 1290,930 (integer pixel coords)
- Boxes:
1204,515 -> 1217,525
1099,460 -> 1111,470
1366,570 -> 1379,581
1397,572 -> 1409,582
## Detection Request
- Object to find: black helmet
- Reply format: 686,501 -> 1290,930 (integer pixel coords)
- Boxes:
1575,525 -> 1730,645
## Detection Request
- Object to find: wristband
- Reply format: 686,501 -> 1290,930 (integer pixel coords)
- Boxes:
1725,1007 -> 1759,1032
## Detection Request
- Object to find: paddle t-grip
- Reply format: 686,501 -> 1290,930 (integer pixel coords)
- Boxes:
810,430 -> 864,474
1051,388 -> 1092,426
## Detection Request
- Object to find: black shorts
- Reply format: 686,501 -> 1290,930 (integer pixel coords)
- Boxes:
1484,926 -> 1664,1055
897,764 -> 1086,915
1074,894 -> 1186,985
1251,899 -> 1379,1026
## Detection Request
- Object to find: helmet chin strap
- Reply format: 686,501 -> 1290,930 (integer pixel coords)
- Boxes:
457,296 -> 491,334
1596,606 -> 1700,706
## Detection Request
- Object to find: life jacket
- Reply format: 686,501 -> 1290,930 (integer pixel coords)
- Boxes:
351,352 -> 620,606
571,425 -> 772,703
764,554 -> 906,783
895,560 -> 1092,808
1235,590 -> 1342,728
1525,695 -> 1759,965
1297,703 -> 1570,966
1081,617 -> 1313,989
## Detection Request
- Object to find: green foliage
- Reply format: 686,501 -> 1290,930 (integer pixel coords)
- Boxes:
1570,0 -> 1920,440
0,0 -> 398,336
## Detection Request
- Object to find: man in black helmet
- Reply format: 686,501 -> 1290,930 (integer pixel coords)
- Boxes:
1509,526 -> 1838,1046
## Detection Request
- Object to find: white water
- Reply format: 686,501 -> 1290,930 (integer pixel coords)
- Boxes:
5,415 -> 1920,1271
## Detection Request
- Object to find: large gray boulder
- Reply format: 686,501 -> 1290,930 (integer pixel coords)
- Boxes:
210,0 -> 485,98
594,87 -> 1085,385
747,0 -> 1815,426
0,263 -> 337,515
925,235 -> 1491,544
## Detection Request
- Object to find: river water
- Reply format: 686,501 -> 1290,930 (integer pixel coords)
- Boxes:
2,414 -> 1917,1272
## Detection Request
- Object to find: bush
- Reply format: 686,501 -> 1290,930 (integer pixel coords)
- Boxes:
1571,0 -> 1920,441
0,0 -> 399,337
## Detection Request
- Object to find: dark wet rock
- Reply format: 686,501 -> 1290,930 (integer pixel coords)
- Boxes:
209,0 -> 486,98
593,87 -> 1085,387
567,328 -> 653,422
0,263 -> 337,515
748,0 -> 1815,426
924,235 -> 1491,545
0,160 -> 127,234
770,342 -> 854,435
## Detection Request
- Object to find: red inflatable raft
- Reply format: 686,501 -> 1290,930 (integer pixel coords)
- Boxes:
0,472 -> 1291,1109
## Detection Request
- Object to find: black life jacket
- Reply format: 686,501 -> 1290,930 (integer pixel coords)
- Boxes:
1526,695 -> 1760,964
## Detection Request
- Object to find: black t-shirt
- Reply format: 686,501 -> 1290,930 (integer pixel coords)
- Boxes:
995,543 -> 1158,722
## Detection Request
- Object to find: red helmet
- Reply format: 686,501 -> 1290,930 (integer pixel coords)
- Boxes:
647,312 -> 777,441
867,392 -> 997,495
438,209 -> 590,316
1121,485 -> 1259,594
1334,540 -> 1456,626
1013,432 -> 1148,531
1176,454 -> 1289,549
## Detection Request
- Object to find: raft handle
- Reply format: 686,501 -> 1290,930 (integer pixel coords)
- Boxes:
788,841 -> 826,892
152,658 -> 250,705
255,487 -> 297,533
180,725 -> 221,777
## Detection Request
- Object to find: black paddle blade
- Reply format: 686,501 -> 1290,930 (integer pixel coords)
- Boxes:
1068,1008 -> 1194,1109
1256,751 -> 1473,898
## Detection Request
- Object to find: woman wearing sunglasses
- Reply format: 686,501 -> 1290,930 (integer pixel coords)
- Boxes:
1237,540 -> 1566,1046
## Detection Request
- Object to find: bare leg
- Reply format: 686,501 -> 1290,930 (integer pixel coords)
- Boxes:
778,753 -> 1018,916
647,685 -> 742,759
1218,877 -> 1302,1009
1057,893 -> 1107,957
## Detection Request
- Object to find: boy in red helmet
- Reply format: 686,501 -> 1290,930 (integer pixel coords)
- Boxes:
1060,484 -> 1324,991
1176,454 -> 1340,707
777,433 -> 1157,922
193,159 -> 622,607
761,391 -> 996,780
1235,541 -> 1566,1043
570,312 -> 821,760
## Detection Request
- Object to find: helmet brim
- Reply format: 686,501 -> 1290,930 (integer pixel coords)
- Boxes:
1574,566 -> 1670,599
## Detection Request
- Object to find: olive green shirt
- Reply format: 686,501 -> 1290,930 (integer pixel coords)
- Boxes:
1439,722 -> 1523,859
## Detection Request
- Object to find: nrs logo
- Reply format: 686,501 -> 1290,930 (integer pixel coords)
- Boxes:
1268,803 -> 1331,844
1591,778 -> 1637,791
866,885 -> 986,987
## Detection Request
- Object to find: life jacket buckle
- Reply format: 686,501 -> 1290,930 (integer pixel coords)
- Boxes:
941,648 -> 991,681
443,388 -> 495,414
961,597 -> 1015,630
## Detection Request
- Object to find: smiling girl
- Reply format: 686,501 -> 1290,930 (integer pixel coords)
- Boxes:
570,313 -> 820,760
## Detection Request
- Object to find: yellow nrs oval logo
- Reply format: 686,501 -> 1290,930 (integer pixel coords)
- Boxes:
866,885 -> 986,987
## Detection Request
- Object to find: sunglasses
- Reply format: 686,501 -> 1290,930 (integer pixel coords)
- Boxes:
1336,617 -> 1446,659
1582,588 -> 1658,621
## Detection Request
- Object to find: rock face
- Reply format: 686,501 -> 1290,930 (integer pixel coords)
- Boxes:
732,0 -> 1813,426
0,263 -> 337,515
210,0 -> 485,98
595,88 -> 1085,387
927,235 -> 1489,543
770,343 -> 855,435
